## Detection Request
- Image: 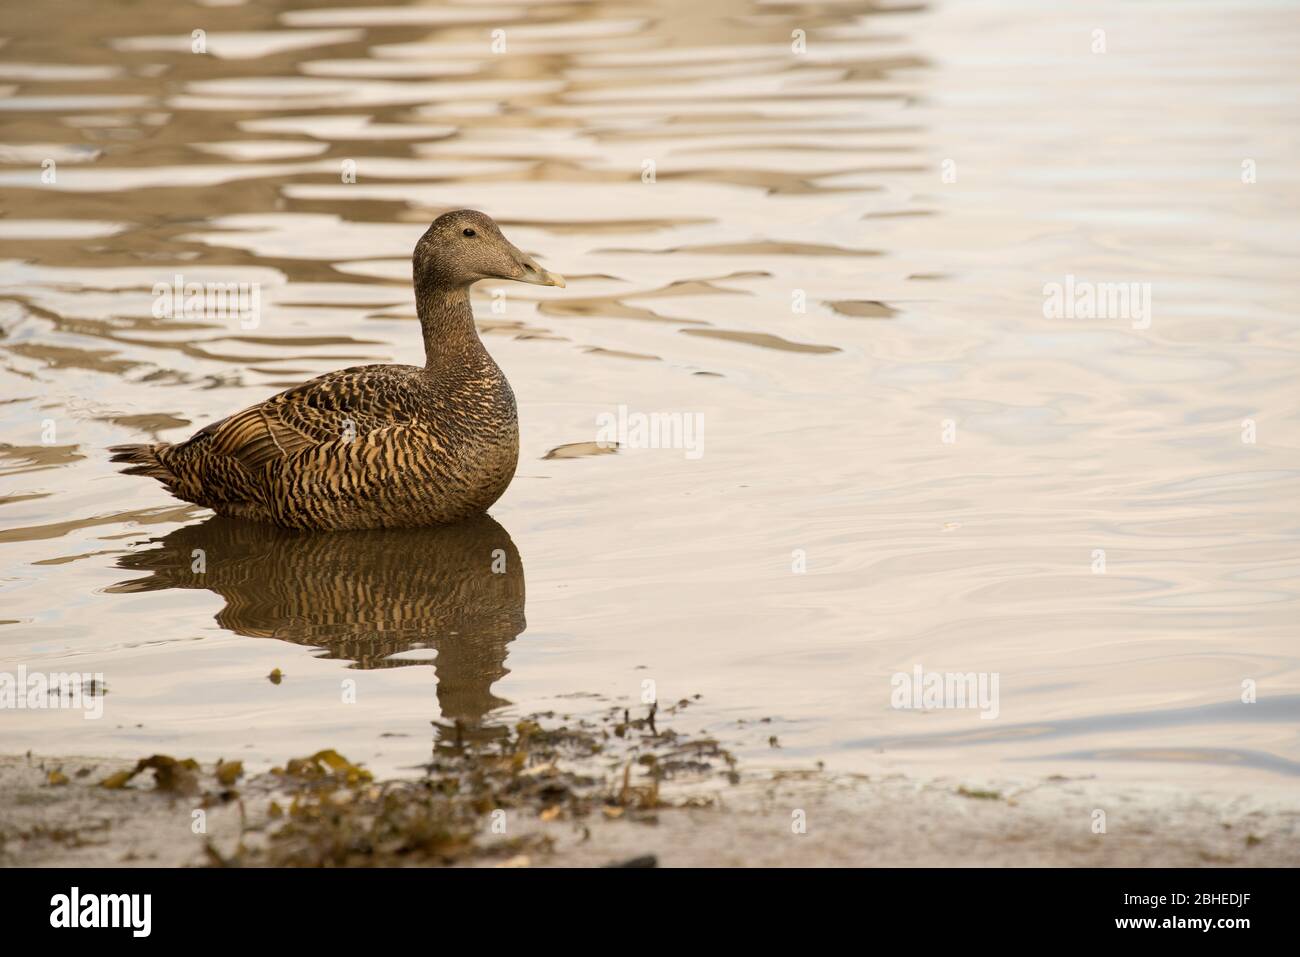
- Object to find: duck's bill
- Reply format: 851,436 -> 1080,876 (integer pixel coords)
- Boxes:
511,252 -> 566,288
519,266 -> 565,288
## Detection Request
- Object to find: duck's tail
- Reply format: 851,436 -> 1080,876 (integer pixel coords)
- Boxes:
108,443 -> 176,481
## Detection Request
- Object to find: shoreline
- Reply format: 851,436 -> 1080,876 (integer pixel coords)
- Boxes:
4,752 -> 1295,868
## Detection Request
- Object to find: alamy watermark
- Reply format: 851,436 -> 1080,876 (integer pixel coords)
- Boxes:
890,665 -> 999,720
596,404 -> 704,459
50,887 -> 150,937
1043,274 -> 1151,330
0,666 -> 104,719
152,274 -> 261,330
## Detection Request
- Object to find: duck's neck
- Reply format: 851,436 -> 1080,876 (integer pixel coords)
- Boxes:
415,282 -> 483,370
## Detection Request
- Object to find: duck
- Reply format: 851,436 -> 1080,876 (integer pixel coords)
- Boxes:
109,210 -> 564,530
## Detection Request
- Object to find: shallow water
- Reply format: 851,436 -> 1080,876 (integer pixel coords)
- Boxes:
2,0 -> 1298,792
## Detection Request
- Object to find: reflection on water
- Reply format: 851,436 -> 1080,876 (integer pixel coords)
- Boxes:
108,515 -> 526,740
0,0 -> 1298,789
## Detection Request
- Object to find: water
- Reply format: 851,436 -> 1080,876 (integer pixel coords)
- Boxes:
2,0 -> 1298,794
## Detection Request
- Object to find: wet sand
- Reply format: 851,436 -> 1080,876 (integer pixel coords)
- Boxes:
4,752 -> 1296,868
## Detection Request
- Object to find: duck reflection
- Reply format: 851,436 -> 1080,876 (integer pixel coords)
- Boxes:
109,515 -> 525,741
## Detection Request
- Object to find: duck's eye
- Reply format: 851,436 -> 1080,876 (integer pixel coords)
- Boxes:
462,228 -> 476,237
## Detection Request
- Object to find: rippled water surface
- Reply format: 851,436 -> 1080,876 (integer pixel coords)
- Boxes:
2,0 -> 1298,790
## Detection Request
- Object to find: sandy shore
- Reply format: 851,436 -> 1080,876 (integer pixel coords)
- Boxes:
4,753 -> 1296,868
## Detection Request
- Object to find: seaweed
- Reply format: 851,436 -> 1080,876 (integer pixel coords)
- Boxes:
100,755 -> 202,795
228,704 -> 734,866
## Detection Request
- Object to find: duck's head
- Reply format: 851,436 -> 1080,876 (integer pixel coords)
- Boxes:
414,209 -> 565,291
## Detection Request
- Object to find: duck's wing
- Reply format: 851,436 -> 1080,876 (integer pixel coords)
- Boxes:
187,365 -> 422,472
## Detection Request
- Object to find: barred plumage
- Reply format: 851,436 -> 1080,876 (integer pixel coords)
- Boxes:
110,211 -> 564,530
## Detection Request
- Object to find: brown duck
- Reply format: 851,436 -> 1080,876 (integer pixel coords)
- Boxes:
110,210 -> 564,529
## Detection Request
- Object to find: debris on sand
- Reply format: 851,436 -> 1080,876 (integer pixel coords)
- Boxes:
231,706 -> 735,867
57,704 -> 735,867
100,755 -> 202,796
